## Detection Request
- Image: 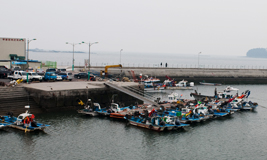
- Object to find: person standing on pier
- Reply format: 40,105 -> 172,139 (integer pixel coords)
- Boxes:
165,63 -> 168,67
160,62 -> 162,67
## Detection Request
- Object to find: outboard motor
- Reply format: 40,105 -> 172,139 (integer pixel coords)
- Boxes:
194,113 -> 199,118
208,109 -> 214,114
144,110 -> 148,118
175,119 -> 181,125
159,119 -> 165,126
134,111 -> 140,117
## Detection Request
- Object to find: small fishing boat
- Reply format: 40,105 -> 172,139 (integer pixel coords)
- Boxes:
110,105 -> 139,119
190,86 -> 239,101
3,106 -> 50,132
77,99 -> 101,116
142,75 -> 160,83
163,78 -> 194,90
97,103 -> 121,116
241,101 -> 258,111
180,108 -> 210,124
167,92 -> 182,103
126,115 -> 189,132
228,98 -> 258,111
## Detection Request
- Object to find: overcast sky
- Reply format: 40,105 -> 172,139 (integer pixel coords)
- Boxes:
1,0 -> 266,56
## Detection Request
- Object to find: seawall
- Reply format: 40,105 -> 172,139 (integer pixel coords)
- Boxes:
0,81 -> 143,115
89,67 -> 267,84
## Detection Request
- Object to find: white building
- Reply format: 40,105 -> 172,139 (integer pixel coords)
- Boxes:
0,37 -> 40,69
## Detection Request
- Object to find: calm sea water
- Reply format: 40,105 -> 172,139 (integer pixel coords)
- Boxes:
30,51 -> 267,69
1,84 -> 267,160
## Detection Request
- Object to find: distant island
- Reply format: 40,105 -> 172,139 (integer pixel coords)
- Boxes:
247,48 -> 267,58
29,48 -> 86,53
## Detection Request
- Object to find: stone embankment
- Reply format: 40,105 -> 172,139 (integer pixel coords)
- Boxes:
89,66 -> 267,84
0,81 -> 143,115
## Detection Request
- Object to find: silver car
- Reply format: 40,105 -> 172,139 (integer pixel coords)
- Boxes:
58,72 -> 73,81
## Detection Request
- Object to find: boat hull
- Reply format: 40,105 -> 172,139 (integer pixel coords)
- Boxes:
129,120 -> 169,131
0,123 -> 10,129
166,86 -> 193,90
9,124 -> 49,132
77,110 -> 99,116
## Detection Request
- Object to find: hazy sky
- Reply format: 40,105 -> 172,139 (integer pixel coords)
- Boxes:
1,0 -> 266,56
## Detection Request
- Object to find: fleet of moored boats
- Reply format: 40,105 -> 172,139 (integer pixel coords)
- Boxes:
0,86 -> 258,132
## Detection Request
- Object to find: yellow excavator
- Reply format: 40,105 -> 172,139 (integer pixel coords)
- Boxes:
101,64 -> 122,77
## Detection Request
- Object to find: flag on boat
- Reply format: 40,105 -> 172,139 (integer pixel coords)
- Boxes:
246,91 -> 251,98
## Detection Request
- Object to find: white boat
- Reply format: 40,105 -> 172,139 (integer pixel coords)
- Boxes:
78,101 -> 101,116
167,92 -> 182,103
6,106 -> 50,132
97,103 -> 121,116
142,75 -> 160,83
164,79 -> 194,90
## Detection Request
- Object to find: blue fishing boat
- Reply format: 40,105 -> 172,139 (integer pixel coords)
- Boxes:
2,106 -> 50,132
78,99 -> 102,116
97,103 -> 137,117
126,115 -> 189,132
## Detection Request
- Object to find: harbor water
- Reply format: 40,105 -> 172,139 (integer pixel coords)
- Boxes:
1,84 -> 267,160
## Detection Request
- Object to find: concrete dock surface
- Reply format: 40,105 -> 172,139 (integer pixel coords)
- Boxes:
21,81 -> 140,91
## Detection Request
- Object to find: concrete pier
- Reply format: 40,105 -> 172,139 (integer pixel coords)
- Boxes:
0,81 -> 143,115
89,66 -> 267,84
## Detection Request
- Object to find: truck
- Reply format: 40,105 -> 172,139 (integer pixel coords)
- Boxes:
27,72 -> 43,81
7,71 -> 33,81
43,72 -> 57,81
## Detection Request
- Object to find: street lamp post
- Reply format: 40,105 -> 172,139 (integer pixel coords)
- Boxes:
82,41 -> 98,80
120,49 -> 123,64
26,38 -> 36,84
82,42 -> 98,71
27,38 -> 37,68
198,52 -> 201,68
66,42 -> 81,71
120,49 -> 123,76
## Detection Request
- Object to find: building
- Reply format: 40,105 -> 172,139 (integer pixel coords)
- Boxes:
0,37 -> 40,69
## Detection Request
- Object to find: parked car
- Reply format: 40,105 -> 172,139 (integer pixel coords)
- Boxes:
58,72 -> 73,81
27,72 -> 43,82
43,72 -> 57,81
8,71 -> 33,81
26,67 -> 34,72
74,72 -> 96,81
56,68 -> 67,74
36,69 -> 45,75
46,68 -> 56,73
0,68 -> 12,78
56,75 -> 62,81
0,65 -> 8,69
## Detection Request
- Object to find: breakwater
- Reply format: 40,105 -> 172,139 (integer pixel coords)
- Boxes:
89,66 -> 267,84
0,82 -> 143,115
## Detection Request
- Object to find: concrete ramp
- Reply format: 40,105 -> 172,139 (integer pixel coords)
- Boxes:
104,82 -> 160,107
